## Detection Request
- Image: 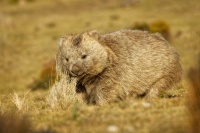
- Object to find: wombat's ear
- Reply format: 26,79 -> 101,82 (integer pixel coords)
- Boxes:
88,30 -> 99,40
58,37 -> 67,48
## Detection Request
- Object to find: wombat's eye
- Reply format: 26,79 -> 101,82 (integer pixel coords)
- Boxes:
82,55 -> 87,59
65,58 -> 69,62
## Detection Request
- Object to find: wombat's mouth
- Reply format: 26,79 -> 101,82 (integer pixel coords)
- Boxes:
69,72 -> 78,77
69,71 -> 84,77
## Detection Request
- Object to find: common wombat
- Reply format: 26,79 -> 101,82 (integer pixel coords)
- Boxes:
56,30 -> 182,105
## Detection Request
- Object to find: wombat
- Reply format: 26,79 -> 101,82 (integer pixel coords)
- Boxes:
56,30 -> 182,105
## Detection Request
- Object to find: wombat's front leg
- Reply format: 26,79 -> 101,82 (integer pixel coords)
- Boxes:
86,84 -> 126,105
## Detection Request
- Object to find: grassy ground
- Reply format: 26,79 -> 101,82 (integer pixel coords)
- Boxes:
0,0 -> 200,132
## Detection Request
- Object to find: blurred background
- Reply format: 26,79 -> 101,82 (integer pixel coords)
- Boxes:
0,0 -> 200,133
0,0 -> 199,92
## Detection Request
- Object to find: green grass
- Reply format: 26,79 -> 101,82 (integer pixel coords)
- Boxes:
0,0 -> 200,132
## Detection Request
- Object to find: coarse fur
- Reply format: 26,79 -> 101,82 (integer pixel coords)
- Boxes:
56,29 -> 182,105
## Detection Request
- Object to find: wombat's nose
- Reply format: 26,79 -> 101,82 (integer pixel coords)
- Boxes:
70,65 -> 80,76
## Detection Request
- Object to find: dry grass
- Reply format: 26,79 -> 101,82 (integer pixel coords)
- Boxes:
47,73 -> 84,109
0,0 -> 199,132
9,90 -> 30,113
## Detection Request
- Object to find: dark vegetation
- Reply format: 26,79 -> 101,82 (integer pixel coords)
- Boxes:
187,57 -> 200,133
131,20 -> 170,40
29,60 -> 56,90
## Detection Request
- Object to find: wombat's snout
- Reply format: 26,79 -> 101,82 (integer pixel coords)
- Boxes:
69,64 -> 83,77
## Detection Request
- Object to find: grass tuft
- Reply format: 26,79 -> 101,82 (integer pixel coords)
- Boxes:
47,73 -> 84,110
9,90 -> 30,113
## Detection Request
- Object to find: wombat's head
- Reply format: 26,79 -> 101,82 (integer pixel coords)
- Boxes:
57,30 -> 108,78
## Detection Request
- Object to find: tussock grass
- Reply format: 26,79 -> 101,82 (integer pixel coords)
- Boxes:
47,73 -> 84,109
9,90 -> 30,113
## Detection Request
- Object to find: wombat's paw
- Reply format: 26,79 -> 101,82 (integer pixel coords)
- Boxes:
145,90 -> 159,101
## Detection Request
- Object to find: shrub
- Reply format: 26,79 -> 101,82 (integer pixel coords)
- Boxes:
149,20 -> 170,40
29,60 -> 56,90
9,0 -> 34,4
133,22 -> 149,31
9,0 -> 19,4
131,20 -> 170,40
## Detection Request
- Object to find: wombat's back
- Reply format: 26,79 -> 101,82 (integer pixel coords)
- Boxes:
100,30 -> 182,96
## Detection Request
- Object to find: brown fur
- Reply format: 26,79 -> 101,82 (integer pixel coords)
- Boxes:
56,30 -> 182,105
